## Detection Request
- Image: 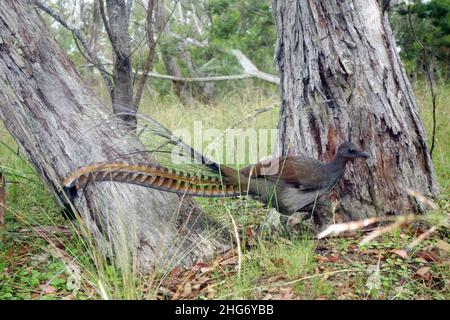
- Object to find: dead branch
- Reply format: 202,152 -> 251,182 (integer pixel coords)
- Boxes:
166,33 -> 280,84
96,50 -> 280,84
137,71 -> 254,82
228,49 -> 280,85
405,226 -> 437,252
360,215 -> 417,244
317,214 -> 419,239
133,0 -> 156,108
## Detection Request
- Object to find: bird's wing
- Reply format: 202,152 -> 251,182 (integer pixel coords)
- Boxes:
240,156 -> 328,191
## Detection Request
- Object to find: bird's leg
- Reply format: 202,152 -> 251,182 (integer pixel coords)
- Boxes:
293,201 -> 331,235
312,210 -> 324,227
307,199 -> 341,234
279,212 -> 293,237
283,211 -> 313,237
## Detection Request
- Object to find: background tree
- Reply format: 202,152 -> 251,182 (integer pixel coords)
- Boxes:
99,0 -> 135,127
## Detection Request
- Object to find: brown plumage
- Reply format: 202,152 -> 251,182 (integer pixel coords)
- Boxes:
63,141 -> 369,214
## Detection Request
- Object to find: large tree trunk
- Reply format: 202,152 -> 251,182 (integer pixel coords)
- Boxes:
0,0 -> 230,272
272,0 -> 439,222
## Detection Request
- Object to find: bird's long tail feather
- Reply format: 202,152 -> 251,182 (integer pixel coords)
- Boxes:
63,161 -> 244,198
63,108 -> 242,200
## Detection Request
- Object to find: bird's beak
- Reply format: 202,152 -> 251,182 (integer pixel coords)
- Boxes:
356,151 -> 370,159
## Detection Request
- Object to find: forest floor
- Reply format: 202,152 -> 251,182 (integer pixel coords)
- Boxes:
0,83 -> 448,300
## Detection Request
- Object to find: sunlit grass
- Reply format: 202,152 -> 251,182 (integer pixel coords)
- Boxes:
415,80 -> 450,196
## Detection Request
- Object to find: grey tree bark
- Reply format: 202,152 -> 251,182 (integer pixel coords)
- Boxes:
272,0 -> 439,222
0,0 -> 230,272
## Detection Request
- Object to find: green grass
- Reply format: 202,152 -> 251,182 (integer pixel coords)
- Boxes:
415,80 -> 450,195
0,83 -> 448,300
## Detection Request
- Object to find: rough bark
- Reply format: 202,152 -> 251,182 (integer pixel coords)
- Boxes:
0,0 -> 230,272
272,0 -> 439,222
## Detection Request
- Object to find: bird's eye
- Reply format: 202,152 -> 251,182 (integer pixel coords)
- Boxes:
348,149 -> 355,153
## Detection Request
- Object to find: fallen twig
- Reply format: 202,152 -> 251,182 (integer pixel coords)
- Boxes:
360,215 -> 417,244
405,226 -> 437,252
317,214 -> 419,241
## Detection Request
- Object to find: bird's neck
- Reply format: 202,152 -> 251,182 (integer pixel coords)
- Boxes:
328,155 -> 348,178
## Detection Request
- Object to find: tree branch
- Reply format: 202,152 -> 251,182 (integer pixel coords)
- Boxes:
87,59 -> 274,83
133,0 -> 156,108
228,49 -> 280,85
138,72 -> 253,82
33,0 -> 114,94
166,33 -> 280,84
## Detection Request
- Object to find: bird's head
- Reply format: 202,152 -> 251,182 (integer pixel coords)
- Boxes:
336,141 -> 369,161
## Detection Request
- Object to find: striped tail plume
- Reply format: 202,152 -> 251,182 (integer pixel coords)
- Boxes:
62,161 -> 244,198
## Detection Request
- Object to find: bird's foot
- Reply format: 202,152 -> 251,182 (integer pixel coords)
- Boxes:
260,208 -> 293,237
261,209 -> 321,238
261,208 -> 282,229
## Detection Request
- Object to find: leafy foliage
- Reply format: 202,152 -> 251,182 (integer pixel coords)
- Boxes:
390,0 -> 450,77
205,0 -> 276,73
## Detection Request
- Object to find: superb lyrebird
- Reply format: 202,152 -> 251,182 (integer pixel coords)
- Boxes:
63,137 -> 369,215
